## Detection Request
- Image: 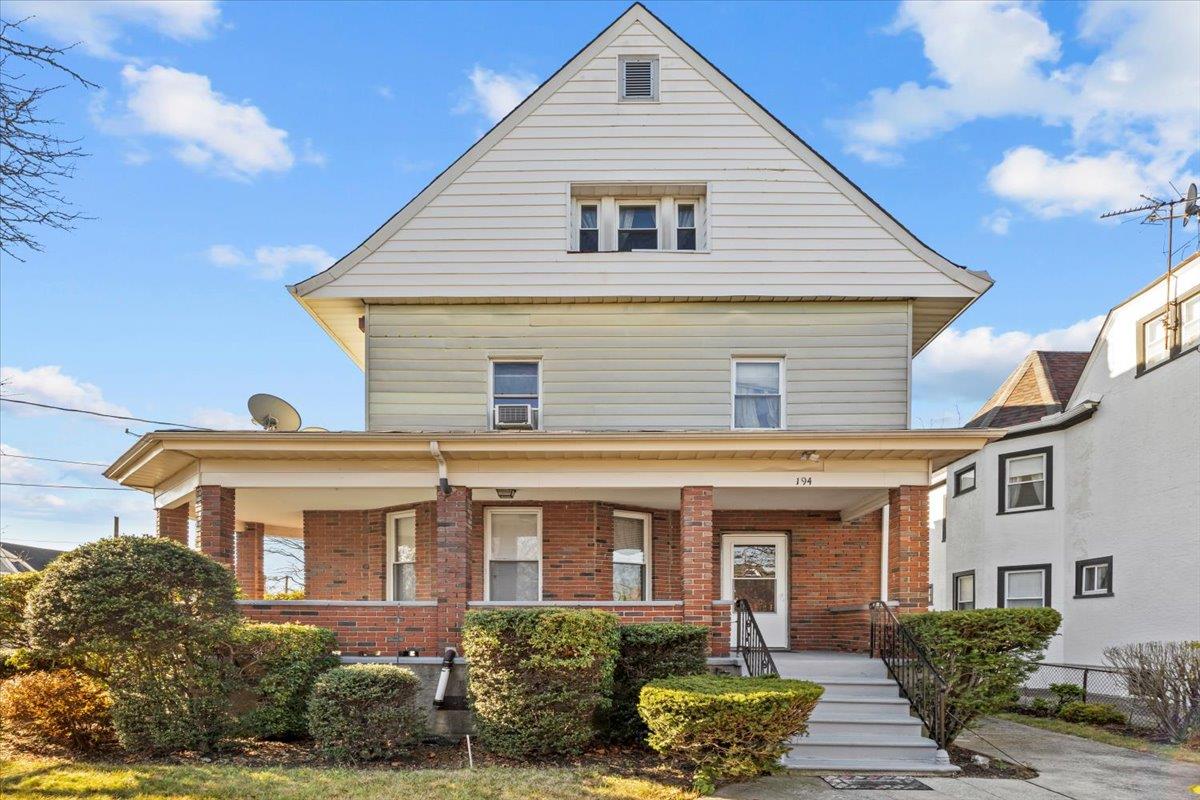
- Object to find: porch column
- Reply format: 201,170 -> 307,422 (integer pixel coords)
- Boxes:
887,485 -> 929,612
236,522 -> 265,599
435,486 -> 472,650
195,485 -> 236,569
681,486 -> 720,651
156,504 -> 189,545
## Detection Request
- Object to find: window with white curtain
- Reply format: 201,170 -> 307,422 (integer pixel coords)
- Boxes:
485,509 -> 541,601
1001,450 -> 1049,512
1143,313 -> 1170,367
613,511 -> 651,601
733,359 -> 783,429
578,204 -> 599,253
1000,565 -> 1049,608
618,205 -> 658,251
387,511 -> 416,601
954,571 -> 975,610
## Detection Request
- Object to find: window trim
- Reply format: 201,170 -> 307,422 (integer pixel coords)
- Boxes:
567,193 -> 707,253
1180,286 -> 1200,351
487,357 -> 543,431
952,569 -> 975,610
483,507 -> 543,602
612,509 -> 653,601
997,446 -> 1052,514
953,463 -> 977,497
576,202 -> 599,253
1074,555 -> 1114,599
997,563 -> 1052,608
675,201 -> 697,251
1137,284 -> 1200,376
730,357 -> 786,430
385,509 -> 417,602
616,202 -> 660,251
618,54 -> 659,102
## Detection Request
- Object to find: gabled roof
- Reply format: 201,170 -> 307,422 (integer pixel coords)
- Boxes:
0,543 -> 66,572
966,351 -> 1090,429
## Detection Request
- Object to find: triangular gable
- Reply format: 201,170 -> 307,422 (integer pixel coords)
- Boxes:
967,351 -> 1089,429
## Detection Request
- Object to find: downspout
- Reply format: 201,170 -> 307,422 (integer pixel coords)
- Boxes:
429,440 -> 449,495
879,504 -> 890,602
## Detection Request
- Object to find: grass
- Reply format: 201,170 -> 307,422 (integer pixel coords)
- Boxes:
0,756 -> 697,800
994,712 -> 1200,765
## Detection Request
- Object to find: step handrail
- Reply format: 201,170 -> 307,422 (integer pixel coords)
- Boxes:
868,600 -> 950,749
733,598 -> 778,677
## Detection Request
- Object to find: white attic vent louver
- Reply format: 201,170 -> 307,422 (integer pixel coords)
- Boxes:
620,56 -> 657,100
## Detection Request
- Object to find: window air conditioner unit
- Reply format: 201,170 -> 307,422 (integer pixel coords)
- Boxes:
494,404 -> 537,429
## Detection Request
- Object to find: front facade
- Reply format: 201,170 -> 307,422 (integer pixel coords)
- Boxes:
107,4 -> 996,659
935,253 -> 1200,665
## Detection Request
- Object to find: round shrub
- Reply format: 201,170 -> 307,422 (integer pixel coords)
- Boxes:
461,608 -> 620,757
640,674 -> 823,791
308,664 -> 426,762
1058,701 -> 1127,726
603,622 -> 708,742
0,669 -> 113,752
230,622 -> 339,740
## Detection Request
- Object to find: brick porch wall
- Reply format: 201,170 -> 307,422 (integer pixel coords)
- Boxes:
239,601 -> 440,655
305,503 -> 435,600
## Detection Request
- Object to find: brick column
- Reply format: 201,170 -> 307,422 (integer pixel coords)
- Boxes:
435,487 -> 472,650
195,485 -> 236,568
888,485 -> 930,612
681,486 -> 719,651
156,504 -> 189,545
236,522 -> 266,599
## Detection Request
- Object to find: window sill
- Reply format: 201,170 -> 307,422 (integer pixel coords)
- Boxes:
468,600 -> 681,607
997,505 -> 1053,516
1136,342 -> 1198,378
953,486 -> 976,497
1072,592 -> 1114,599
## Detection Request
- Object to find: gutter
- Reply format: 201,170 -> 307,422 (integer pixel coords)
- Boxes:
999,400 -> 1100,441
429,440 -> 450,495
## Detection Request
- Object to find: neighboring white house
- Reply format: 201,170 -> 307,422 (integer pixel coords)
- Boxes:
934,252 -> 1200,665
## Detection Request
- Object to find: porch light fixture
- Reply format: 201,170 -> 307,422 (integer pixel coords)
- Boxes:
496,488 -> 518,499
798,451 -> 820,462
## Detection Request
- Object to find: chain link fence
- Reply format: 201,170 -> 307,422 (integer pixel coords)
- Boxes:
1015,661 -> 1157,729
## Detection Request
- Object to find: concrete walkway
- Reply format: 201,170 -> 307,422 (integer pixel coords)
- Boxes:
714,717 -> 1200,800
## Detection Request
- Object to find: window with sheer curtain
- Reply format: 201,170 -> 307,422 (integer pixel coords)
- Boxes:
1003,452 -> 1047,511
954,571 -> 975,610
733,359 -> 782,429
613,512 -> 650,601
388,512 -> 416,601
486,509 -> 541,601
1001,567 -> 1048,608
618,205 -> 657,251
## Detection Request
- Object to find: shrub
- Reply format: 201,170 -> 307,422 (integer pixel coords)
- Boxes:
902,607 -> 1060,743
1049,682 -> 1084,712
461,608 -> 620,757
1104,640 -> 1200,743
308,664 -> 426,762
0,572 -> 41,650
1058,701 -> 1126,726
603,623 -> 708,742
229,622 -> 339,740
1029,697 -> 1052,717
106,661 -> 232,754
0,669 -> 113,752
640,675 -> 823,792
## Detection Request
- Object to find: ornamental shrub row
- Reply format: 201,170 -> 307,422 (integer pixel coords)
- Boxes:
307,664 -> 426,762
604,622 -> 709,742
230,622 -> 340,740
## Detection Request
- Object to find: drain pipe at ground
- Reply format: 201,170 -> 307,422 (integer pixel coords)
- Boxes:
433,647 -> 457,708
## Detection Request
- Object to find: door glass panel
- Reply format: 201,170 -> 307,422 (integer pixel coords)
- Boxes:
733,544 -> 776,612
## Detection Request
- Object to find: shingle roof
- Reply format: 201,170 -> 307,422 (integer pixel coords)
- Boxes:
966,351 -> 1090,429
0,543 -> 66,572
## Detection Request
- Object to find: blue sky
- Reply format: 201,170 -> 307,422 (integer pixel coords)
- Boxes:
1,1 -> 1197,563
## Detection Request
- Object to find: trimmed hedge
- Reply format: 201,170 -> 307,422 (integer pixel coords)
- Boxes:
640,675 -> 823,791
308,664 -> 426,762
0,668 -> 113,752
461,608 -> 620,757
903,607 -> 1061,743
0,572 -> 41,649
1058,701 -> 1126,726
230,622 -> 339,740
604,622 -> 708,742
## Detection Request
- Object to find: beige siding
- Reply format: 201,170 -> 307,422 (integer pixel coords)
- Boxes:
367,301 -> 910,432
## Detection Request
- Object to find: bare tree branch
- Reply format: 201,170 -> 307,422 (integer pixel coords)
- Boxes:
264,535 -> 305,593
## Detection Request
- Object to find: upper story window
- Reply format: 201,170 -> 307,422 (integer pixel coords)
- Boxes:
1138,287 -> 1200,374
998,447 -> 1051,514
386,510 -> 417,601
953,570 -> 975,610
1074,556 -> 1113,598
953,464 -> 976,496
613,510 -> 652,601
998,564 -> 1051,608
491,360 -> 540,430
733,358 -> 784,430
618,205 -> 658,251
619,55 -> 658,101
1182,292 -> 1199,348
569,185 -> 706,253
676,204 -> 696,250
1142,313 -> 1170,368
578,204 -> 599,253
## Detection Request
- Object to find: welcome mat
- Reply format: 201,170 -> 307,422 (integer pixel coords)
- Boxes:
823,775 -> 932,790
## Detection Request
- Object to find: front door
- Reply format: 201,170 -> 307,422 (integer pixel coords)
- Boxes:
721,533 -> 788,649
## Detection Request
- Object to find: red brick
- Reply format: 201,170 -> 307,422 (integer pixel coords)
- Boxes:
196,486 -> 235,567
236,522 -> 265,599
156,504 -> 189,545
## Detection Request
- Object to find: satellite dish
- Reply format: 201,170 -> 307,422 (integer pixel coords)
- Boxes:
247,393 -> 301,431
299,426 -> 328,432
1184,183 -> 1198,227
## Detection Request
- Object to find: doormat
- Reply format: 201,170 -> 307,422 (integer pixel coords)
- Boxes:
823,775 -> 932,790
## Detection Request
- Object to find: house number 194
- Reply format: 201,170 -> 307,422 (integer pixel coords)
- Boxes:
795,476 -> 813,486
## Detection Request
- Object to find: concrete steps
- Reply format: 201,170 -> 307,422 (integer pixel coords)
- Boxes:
774,652 -> 958,774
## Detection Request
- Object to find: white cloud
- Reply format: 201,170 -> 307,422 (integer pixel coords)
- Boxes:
376,86 -> 394,101
120,65 -> 295,179
459,66 -> 538,123
981,209 -> 1013,235
299,139 -> 327,167
188,408 -> 252,430
0,444 -> 49,483
207,243 -> 334,280
7,0 -> 220,59
0,365 -> 130,421
840,1 -> 1199,217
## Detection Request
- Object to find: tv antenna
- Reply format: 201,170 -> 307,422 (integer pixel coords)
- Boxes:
247,393 -> 302,432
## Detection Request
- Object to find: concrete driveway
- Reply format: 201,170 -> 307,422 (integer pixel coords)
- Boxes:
714,717 -> 1200,800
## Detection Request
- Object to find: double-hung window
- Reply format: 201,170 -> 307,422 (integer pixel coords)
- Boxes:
1182,293 -> 1200,349
613,511 -> 651,601
1075,556 -> 1113,598
998,564 -> 1051,608
676,203 -> 696,250
485,508 -> 541,601
578,204 -> 599,253
1143,313 -> 1170,368
999,447 -> 1051,513
733,358 -> 783,429
491,360 -> 540,429
386,511 -> 417,601
953,570 -> 975,610
954,464 -> 976,496
618,205 -> 658,251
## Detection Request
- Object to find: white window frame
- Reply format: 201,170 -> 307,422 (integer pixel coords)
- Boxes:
618,55 -> 659,102
999,565 -> 1050,608
1080,563 -> 1108,595
953,571 -> 975,610
1142,312 -> 1170,368
385,509 -> 417,602
616,201 -> 660,251
569,195 -> 706,253
488,357 -> 543,431
1181,292 -> 1200,348
483,507 -> 543,602
730,357 -> 786,430
612,510 -> 653,601
1001,451 -> 1048,513
575,202 -> 599,253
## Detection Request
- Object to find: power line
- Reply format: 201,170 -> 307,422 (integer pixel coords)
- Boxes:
1,481 -> 135,491
0,397 -> 211,430
0,451 -> 107,467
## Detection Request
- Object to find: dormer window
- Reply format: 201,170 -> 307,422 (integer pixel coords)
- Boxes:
1143,313 -> 1169,368
569,184 -> 706,252
578,205 -> 599,253
619,56 -> 658,101
618,205 -> 657,251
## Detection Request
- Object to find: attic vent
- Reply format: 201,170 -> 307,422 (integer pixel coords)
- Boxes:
620,56 -> 658,100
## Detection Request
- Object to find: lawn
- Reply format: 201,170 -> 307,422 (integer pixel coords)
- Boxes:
993,713 -> 1200,765
0,756 -> 697,800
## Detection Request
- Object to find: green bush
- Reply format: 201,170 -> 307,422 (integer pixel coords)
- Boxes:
1058,701 -> 1126,726
461,608 -> 620,757
0,668 -> 113,752
230,622 -> 339,740
1029,697 -> 1052,717
308,664 -> 426,762
902,607 -> 1060,744
0,572 -> 41,650
1049,682 -> 1084,712
640,675 -> 823,792
603,623 -> 708,742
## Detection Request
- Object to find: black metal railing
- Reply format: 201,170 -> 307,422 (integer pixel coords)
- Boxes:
869,600 -> 949,748
733,598 -> 777,677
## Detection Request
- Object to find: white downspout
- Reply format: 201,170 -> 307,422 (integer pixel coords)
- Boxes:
880,504 -> 890,602
429,440 -> 449,495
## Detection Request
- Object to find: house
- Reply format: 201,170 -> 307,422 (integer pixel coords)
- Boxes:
104,4 -> 998,770
0,542 -> 66,574
934,252 -> 1200,666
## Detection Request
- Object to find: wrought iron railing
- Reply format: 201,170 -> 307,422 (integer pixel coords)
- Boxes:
869,600 -> 949,748
733,598 -> 777,677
